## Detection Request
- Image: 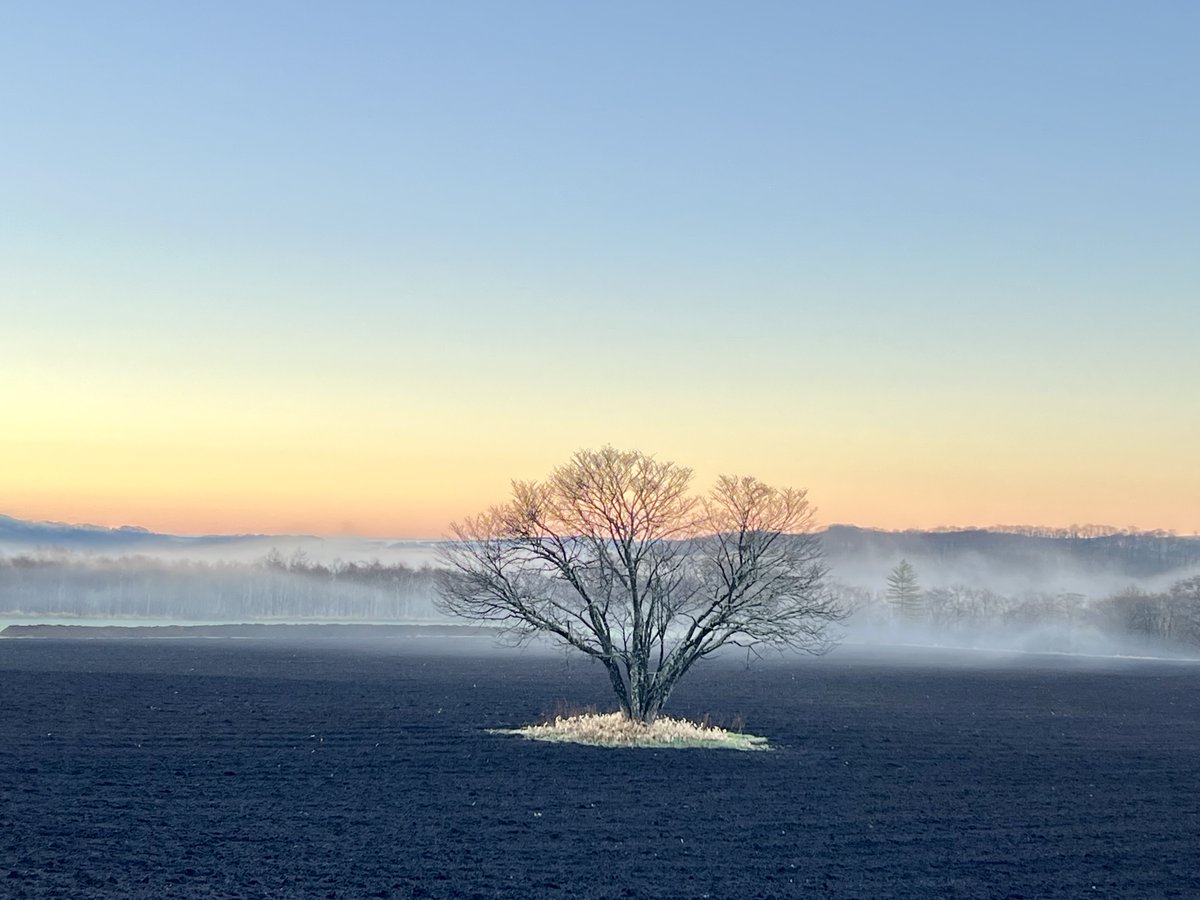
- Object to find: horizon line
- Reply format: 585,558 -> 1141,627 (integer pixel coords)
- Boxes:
2,512 -> 1196,542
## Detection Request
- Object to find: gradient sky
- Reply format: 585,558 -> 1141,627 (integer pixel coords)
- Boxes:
2,1 -> 1197,537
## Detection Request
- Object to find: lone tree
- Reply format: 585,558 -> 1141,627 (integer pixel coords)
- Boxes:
886,559 -> 923,619
437,446 -> 842,724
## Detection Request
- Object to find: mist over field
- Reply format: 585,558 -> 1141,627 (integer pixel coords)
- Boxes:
3,513 -> 1199,657
827,527 -> 1200,658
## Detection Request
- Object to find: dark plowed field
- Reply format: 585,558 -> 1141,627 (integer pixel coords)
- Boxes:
1,639 -> 1197,898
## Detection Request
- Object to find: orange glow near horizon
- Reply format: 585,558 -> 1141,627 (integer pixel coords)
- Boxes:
4,336 -> 1197,539
4,432 -> 1197,539
7,491 -> 1197,540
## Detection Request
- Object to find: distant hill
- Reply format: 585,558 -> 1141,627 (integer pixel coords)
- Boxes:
0,514 -> 258,552
3,512 -> 1198,596
820,525 -> 1200,595
0,514 -> 439,566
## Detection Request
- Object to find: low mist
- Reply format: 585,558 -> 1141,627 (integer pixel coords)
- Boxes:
0,550 -> 445,624
825,527 -> 1200,659
3,523 -> 1199,660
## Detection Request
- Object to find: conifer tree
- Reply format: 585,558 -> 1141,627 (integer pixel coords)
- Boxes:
886,559 -> 924,619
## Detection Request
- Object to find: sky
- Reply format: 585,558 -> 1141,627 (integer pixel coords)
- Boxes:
2,1 -> 1197,538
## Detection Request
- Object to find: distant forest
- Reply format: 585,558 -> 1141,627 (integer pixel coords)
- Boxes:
0,550 -> 438,622
832,571 -> 1200,653
820,525 -> 1200,578
3,528 -> 1200,652
824,527 -> 1200,652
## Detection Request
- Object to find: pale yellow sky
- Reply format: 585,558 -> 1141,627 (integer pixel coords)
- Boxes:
4,355 -> 1196,536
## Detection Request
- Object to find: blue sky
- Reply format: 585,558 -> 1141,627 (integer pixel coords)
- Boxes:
2,2 -> 1197,535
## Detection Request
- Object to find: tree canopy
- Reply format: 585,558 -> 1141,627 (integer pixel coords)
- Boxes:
437,446 -> 842,722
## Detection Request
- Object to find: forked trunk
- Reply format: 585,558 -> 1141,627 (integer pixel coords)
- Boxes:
630,677 -> 674,725
609,655 -> 688,725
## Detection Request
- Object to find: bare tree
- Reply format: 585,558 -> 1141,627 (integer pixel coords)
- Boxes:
436,447 -> 841,723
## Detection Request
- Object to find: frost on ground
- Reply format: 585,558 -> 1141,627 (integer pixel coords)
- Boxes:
491,712 -> 770,751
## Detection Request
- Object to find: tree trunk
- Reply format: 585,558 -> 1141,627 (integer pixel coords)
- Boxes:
604,660 -> 633,719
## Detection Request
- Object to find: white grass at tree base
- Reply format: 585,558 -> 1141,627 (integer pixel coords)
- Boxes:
490,712 -> 770,751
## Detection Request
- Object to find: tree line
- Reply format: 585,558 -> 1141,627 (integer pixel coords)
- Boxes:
821,525 -> 1200,579
846,559 -> 1200,652
0,551 -> 441,621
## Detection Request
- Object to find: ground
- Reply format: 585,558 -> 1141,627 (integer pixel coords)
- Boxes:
1,637 -> 1198,898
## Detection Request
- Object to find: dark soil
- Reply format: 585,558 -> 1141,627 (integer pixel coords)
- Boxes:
1,639 -> 1197,899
